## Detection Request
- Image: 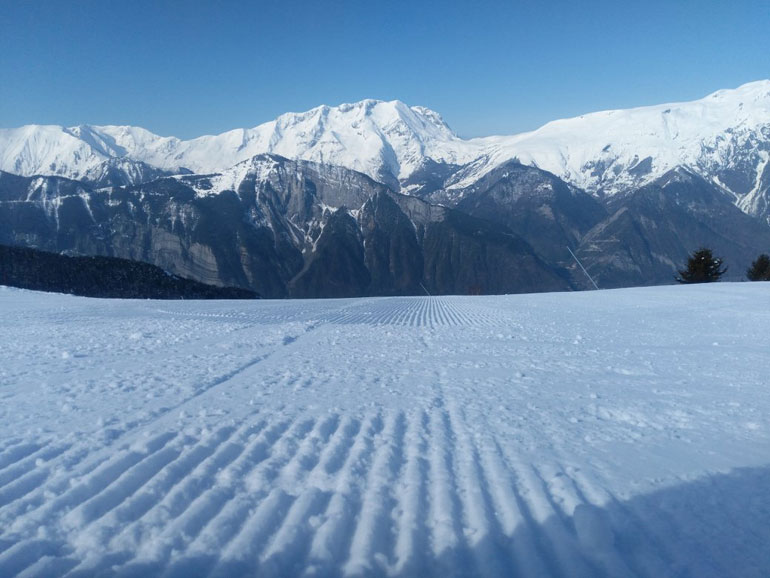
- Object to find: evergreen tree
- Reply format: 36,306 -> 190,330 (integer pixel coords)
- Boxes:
747,254 -> 770,281
675,248 -> 727,284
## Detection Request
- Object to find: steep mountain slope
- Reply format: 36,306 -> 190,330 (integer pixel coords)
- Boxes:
0,124 -> 109,179
572,168 -> 770,287
438,160 -> 608,264
0,159 -> 569,298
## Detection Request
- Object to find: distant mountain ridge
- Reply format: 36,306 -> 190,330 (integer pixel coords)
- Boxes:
2,81 -> 770,297
0,100 -> 473,193
3,81 -> 770,213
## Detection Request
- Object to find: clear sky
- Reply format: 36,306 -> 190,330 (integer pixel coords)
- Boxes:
1,0 -> 768,139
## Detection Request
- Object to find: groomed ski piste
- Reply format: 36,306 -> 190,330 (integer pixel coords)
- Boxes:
1,283 -> 769,577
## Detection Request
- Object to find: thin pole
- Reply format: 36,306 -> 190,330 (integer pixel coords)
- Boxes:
567,246 -> 599,290
419,282 -> 432,297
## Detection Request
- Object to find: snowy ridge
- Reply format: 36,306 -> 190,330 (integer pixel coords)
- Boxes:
2,81 -> 770,201
0,100 -> 476,189
0,125 -> 109,181
177,155 -> 284,197
459,80 -> 770,195
1,286 -> 770,576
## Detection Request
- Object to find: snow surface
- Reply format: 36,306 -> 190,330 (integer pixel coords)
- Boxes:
1,284 -> 770,577
4,81 -> 769,199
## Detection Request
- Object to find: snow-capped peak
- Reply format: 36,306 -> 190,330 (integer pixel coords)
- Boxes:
2,82 -> 770,199
236,98 -> 466,188
0,99 -> 472,189
456,80 -> 770,195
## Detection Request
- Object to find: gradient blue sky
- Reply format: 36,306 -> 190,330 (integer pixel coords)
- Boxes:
1,0 -> 768,139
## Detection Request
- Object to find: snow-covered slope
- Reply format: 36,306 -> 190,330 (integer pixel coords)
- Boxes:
2,81 -> 769,201
0,125 -> 180,185
0,101 -> 479,190
0,125 -> 111,181
1,284 -> 770,576
459,80 -> 770,196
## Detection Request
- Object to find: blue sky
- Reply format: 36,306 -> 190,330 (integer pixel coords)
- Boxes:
1,0 -> 767,139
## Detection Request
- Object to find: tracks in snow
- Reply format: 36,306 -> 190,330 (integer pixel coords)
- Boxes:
0,403 -> 692,578
322,297 -> 504,328
153,296 -> 507,330
2,293 -> 764,576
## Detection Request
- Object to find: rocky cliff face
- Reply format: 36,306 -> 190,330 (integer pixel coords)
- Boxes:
4,152 -> 770,295
0,157 -> 570,298
435,161 -> 608,265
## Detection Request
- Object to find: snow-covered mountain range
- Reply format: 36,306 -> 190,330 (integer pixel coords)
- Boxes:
0,100 -> 475,192
2,80 -> 769,206
469,80 -> 770,197
2,80 -> 770,297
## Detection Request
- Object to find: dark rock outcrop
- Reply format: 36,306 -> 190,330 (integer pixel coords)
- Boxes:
0,158 -> 570,298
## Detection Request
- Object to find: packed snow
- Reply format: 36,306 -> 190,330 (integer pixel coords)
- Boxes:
1,284 -> 770,577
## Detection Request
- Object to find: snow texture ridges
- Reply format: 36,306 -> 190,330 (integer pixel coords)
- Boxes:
1,285 -> 770,576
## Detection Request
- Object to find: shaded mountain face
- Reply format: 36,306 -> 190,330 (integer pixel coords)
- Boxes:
3,156 -> 770,296
0,158 -> 570,298
572,169 -> 770,288
441,161 -> 608,265
0,244 -> 258,299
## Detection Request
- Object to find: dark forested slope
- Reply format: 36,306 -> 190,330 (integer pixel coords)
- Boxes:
0,244 -> 259,299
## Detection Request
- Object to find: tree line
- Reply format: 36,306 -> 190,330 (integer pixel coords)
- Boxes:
676,248 -> 770,283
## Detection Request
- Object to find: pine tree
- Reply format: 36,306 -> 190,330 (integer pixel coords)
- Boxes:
676,248 -> 727,284
747,254 -> 770,281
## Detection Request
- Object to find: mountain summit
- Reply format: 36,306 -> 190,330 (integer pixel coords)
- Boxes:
2,81 -> 770,212
3,81 -> 770,298
0,100 -> 474,191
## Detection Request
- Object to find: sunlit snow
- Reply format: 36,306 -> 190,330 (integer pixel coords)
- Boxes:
1,284 -> 769,576
3,80 -> 770,200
